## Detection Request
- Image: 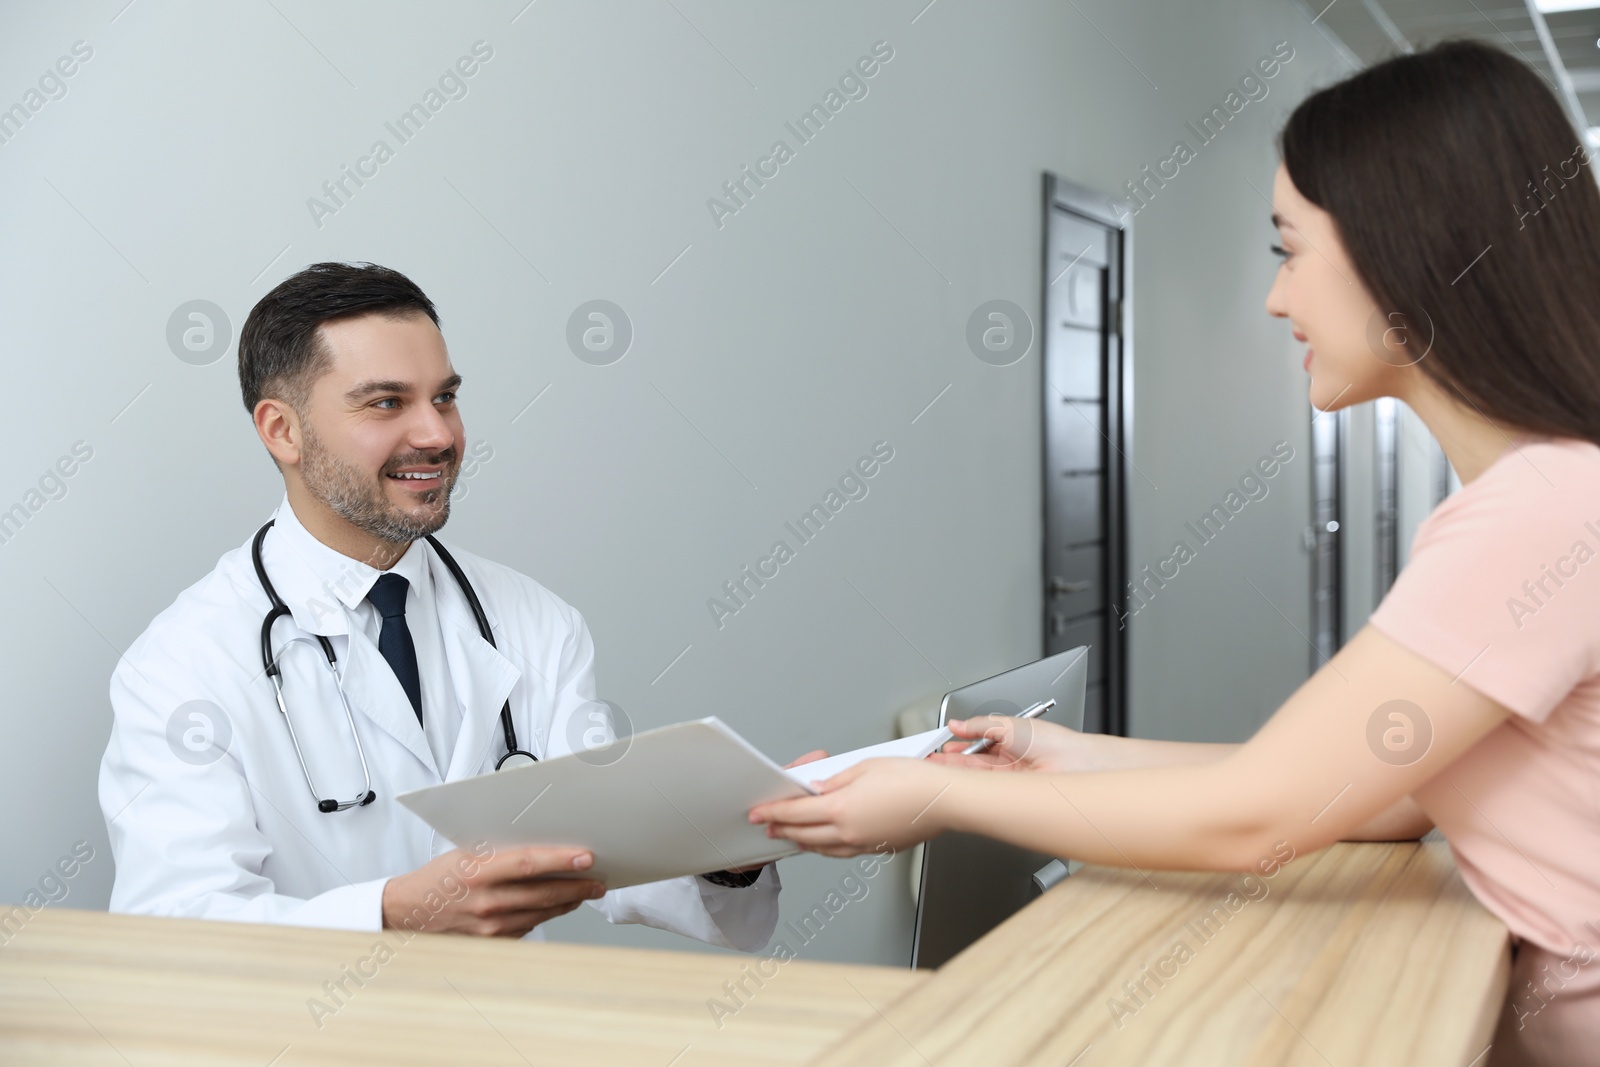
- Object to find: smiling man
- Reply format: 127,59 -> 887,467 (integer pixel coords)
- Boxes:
99,262 -> 795,947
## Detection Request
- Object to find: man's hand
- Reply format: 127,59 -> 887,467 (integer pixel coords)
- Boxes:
720,749 -> 829,875
381,844 -> 606,938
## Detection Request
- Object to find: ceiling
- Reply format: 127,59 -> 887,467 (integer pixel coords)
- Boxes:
1298,0 -> 1600,140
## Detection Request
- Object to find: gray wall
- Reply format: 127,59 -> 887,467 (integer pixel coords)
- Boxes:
0,0 -> 1351,967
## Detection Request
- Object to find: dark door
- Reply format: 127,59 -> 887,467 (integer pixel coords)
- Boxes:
1042,173 -> 1130,737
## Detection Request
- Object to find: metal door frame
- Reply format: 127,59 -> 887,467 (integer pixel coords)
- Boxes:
1310,406 -> 1346,668
1042,172 -> 1132,736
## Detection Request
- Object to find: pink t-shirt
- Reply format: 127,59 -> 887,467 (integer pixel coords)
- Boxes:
1368,434 -> 1600,1066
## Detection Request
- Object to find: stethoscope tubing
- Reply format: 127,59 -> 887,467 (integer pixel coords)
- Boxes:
252,519 -> 537,812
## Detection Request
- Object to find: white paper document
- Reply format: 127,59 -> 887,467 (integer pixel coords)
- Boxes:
396,718 -> 950,890
780,726 -> 951,787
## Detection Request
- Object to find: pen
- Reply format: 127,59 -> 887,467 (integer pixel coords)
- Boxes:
957,698 -> 1056,756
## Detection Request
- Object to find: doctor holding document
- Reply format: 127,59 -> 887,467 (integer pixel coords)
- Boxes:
99,261 -> 820,949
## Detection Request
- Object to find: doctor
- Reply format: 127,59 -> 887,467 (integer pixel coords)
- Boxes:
100,261 -> 807,950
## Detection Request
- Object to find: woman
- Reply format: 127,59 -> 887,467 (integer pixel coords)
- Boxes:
750,39 -> 1600,1067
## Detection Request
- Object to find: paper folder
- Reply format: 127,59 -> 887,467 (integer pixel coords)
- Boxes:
396,717 -> 948,890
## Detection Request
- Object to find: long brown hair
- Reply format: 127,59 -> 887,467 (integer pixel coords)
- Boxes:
1278,39 -> 1600,446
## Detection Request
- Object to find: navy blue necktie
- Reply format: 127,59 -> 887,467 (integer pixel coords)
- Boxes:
366,573 -> 423,728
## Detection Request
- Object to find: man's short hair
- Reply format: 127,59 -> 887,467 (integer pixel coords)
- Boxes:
237,262 -> 439,415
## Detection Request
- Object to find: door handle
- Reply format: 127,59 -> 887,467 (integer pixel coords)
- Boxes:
1049,576 -> 1091,596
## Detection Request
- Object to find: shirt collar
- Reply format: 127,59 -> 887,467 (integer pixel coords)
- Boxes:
267,492 -> 434,632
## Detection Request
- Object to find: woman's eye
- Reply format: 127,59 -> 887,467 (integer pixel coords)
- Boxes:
1270,243 -> 1292,261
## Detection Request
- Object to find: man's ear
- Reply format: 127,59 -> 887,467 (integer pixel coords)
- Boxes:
255,398 -> 303,468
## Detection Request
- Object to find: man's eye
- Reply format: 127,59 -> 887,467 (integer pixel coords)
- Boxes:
374,397 -> 400,409
436,391 -> 457,404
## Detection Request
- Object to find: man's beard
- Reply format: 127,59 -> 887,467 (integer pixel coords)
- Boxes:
299,423 -> 460,545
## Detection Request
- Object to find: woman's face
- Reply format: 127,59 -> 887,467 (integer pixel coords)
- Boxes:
1265,162 -> 1412,410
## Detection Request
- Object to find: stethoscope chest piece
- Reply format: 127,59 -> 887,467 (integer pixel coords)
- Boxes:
496,750 -> 539,771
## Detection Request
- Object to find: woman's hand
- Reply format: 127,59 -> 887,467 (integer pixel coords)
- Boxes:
749,757 -> 957,856
927,715 -> 1100,773
723,749 -> 830,874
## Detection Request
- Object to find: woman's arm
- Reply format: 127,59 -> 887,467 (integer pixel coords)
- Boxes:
1341,794 -> 1434,841
1070,735 -> 1434,841
752,624 -> 1495,868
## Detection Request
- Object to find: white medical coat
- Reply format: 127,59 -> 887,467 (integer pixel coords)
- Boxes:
97,496 -> 781,950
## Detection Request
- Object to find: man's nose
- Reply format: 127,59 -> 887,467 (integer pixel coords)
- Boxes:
409,404 -> 456,452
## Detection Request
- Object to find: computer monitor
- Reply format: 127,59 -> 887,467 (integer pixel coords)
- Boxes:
909,646 -> 1090,969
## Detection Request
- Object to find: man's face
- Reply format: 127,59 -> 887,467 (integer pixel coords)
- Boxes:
296,310 -> 465,544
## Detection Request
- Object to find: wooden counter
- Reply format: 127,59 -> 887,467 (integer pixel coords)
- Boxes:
0,908 -> 924,1065
815,839 -> 1511,1066
0,841 -> 1508,1066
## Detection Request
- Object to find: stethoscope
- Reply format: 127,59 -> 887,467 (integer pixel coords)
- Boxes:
251,520 -> 538,813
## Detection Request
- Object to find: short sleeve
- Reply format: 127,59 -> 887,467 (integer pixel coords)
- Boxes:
1368,445 -> 1600,724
